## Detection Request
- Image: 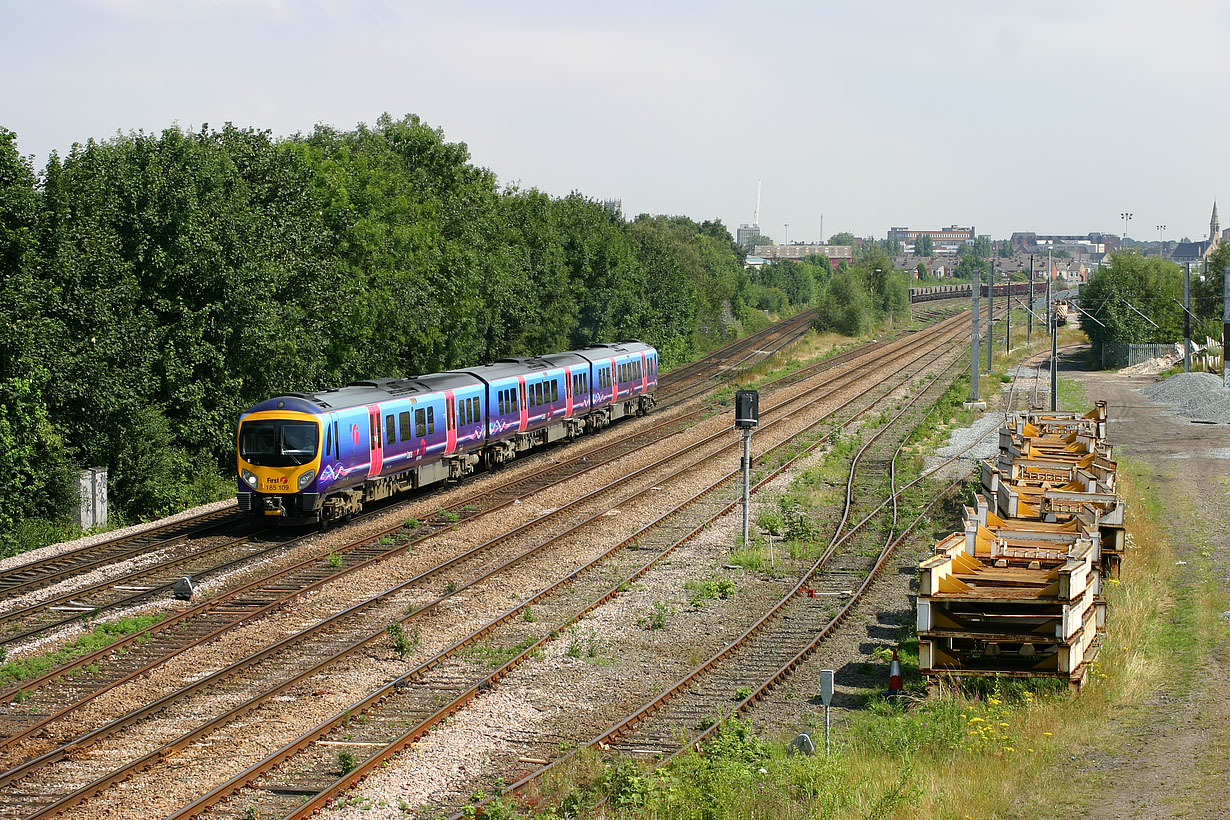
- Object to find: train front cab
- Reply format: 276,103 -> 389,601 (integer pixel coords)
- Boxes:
236,402 -> 325,525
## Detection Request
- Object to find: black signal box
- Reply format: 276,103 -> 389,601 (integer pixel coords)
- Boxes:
735,390 -> 759,429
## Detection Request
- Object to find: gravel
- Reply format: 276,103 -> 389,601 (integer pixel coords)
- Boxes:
0,497 -> 237,574
1140,371 -> 1230,424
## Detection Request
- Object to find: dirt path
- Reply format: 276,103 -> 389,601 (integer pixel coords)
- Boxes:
1014,351 -> 1230,820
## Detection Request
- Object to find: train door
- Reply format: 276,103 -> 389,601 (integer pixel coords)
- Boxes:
366,404 -> 383,477
518,378 -> 528,432
609,358 -> 619,401
564,368 -> 573,417
444,391 -> 457,455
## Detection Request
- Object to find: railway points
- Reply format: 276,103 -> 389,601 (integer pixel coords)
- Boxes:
2,304 -> 969,816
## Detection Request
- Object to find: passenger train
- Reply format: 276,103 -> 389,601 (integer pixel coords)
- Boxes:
237,342 -> 658,526
908,281 -> 1042,303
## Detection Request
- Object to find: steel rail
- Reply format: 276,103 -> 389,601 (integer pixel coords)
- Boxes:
3,313 -> 967,818
0,509 -> 249,598
0,525 -> 301,645
157,317 -> 969,820
0,308 -> 962,715
456,352 -> 998,818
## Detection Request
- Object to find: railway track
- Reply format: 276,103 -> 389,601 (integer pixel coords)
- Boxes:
458,316 -> 1052,819
0,509 -> 251,606
0,311 -> 971,819
141,319 -> 970,820
0,306 -> 953,722
0,309 -> 812,626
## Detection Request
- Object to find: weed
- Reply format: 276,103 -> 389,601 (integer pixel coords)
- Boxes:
338,749 -> 357,775
404,517 -> 419,529
649,602 -> 669,634
0,612 -> 166,688
245,806 -> 260,820
521,606 -> 536,623
439,509 -> 460,523
327,552 -> 343,568
443,580 -> 457,595
735,686 -> 753,700
684,576 -> 737,608
387,623 -> 419,658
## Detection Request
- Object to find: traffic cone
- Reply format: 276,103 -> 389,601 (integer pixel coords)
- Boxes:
888,649 -> 903,697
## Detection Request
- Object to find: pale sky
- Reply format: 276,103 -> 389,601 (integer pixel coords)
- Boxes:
2,0 -> 1226,243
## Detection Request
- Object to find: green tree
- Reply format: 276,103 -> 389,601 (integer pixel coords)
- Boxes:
828,232 -> 857,247
971,236 -> 993,257
1080,252 -> 1184,348
914,234 -> 934,256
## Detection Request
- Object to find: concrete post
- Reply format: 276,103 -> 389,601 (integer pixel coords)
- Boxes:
971,267 -> 980,401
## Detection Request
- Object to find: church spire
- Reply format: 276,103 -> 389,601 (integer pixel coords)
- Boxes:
1211,200 -> 1220,242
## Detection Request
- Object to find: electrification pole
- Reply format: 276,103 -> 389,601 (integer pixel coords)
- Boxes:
1049,278 -> 1057,411
987,261 -> 994,373
1224,268 -> 1229,390
1184,262 -> 1191,373
1027,255 -> 1034,341
970,266 -> 980,402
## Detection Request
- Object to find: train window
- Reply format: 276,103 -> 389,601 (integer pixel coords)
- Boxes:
334,421 -> 340,457
325,424 -> 332,454
551,380 -> 558,402
386,414 -> 396,445
399,411 -> 411,441
415,408 -> 426,438
427,406 -> 435,434
536,382 -> 544,405
498,391 -> 505,415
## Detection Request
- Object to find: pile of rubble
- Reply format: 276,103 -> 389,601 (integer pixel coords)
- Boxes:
916,402 -> 1124,692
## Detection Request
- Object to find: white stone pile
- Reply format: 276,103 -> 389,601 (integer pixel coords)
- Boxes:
1140,371 -> 1230,424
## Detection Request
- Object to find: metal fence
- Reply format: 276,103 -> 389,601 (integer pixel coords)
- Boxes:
1098,342 -> 1179,369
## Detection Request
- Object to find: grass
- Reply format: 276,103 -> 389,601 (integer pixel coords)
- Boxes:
0,612 -> 166,688
486,447 -> 1222,820
683,576 -> 736,609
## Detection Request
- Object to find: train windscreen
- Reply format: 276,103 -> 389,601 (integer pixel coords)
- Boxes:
240,420 -> 319,467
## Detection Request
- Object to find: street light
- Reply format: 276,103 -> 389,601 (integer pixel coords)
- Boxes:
1121,212 -> 1133,241
784,223 -> 790,244
1157,224 -> 1166,258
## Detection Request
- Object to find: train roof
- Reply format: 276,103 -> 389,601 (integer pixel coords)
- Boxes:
567,340 -> 656,361
242,342 -> 657,415
247,372 -> 483,414
446,351 -> 591,383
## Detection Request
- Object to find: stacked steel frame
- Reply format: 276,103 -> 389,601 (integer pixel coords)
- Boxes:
917,402 -> 1124,691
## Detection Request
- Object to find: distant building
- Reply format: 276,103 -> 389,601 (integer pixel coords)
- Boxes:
887,225 -> 976,245
753,243 -> 854,266
601,198 -> 622,215
1010,232 -> 1115,256
1171,202 -> 1222,263
743,255 -> 768,269
737,224 -> 762,250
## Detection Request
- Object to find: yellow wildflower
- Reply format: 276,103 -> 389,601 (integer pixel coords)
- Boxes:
969,717 -> 984,723
1043,731 -> 1053,737
999,722 -> 1010,728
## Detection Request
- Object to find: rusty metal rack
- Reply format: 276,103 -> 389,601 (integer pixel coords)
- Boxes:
918,401 -> 1124,691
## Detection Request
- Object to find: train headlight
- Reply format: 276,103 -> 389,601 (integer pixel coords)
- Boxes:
297,469 -> 316,490
241,469 -> 257,488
